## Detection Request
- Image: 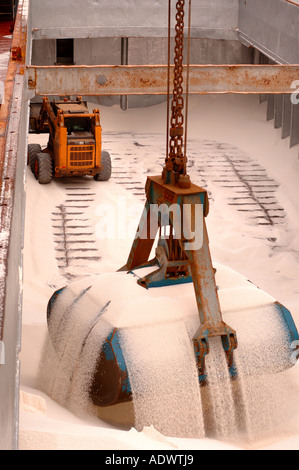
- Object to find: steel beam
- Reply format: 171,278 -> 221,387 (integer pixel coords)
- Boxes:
27,64 -> 299,97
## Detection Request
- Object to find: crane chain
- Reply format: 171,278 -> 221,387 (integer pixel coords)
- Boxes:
168,0 -> 185,175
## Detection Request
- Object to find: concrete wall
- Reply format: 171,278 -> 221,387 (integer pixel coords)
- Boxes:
29,0 -> 252,108
30,0 -> 299,65
32,37 -> 253,68
238,0 -> 299,64
30,0 -> 239,40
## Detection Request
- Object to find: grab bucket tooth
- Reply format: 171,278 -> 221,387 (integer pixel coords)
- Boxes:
193,322 -> 238,381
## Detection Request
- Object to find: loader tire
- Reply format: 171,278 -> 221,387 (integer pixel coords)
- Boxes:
34,153 -> 53,184
94,150 -> 112,182
28,144 -> 41,173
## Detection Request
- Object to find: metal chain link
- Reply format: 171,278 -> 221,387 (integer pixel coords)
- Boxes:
167,0 -> 185,174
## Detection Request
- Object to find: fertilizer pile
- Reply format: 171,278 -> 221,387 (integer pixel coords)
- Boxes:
19,95 -> 299,450
37,272 -> 206,438
36,266 -> 298,446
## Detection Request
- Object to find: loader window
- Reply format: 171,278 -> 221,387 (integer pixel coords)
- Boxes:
65,117 -> 91,135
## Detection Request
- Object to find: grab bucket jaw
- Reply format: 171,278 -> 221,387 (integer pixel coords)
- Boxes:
46,267 -> 299,410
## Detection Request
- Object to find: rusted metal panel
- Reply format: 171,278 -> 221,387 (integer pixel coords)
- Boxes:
0,0 -> 29,450
27,64 -> 299,96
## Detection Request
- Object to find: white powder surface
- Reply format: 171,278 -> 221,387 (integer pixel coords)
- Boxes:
120,320 -> 205,439
38,285 -> 113,414
20,94 -> 299,450
204,337 -> 239,441
35,268 -> 298,446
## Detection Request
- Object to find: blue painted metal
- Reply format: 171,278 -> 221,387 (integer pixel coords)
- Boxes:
89,328 -> 132,406
46,286 -> 66,320
47,285 -> 92,351
144,275 -> 193,289
274,302 -> 299,345
47,288 -> 132,406
47,285 -> 91,323
46,270 -> 299,406
110,330 -> 131,395
91,298 -> 298,391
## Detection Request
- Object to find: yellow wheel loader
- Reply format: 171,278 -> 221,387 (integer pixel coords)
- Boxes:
28,96 -> 112,184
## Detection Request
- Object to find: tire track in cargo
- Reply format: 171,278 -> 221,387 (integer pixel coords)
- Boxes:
49,133 -> 288,281
104,133 -> 285,229
190,141 -> 286,228
197,143 -> 286,227
103,133 -> 289,261
104,133 -> 165,200
51,181 -> 101,280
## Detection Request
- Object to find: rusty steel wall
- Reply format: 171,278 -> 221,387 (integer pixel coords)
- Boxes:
0,0 -> 30,450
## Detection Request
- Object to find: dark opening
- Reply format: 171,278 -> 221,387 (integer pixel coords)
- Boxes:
56,38 -> 74,65
0,0 -> 17,19
65,117 -> 92,135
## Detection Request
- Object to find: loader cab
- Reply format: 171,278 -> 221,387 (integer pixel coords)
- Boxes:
29,96 -> 111,183
51,98 -> 94,137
